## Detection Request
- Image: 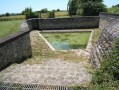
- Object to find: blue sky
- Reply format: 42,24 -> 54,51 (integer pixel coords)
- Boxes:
0,0 -> 119,14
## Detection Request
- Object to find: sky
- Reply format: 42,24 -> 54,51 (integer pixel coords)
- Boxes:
0,0 -> 119,14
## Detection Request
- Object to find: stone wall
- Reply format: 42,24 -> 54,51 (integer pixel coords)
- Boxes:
0,16 -> 99,70
25,17 -> 99,31
91,12 -> 119,68
0,29 -> 32,70
38,17 -> 99,30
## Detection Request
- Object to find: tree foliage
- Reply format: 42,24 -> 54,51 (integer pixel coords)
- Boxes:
22,7 -> 38,19
5,13 -> 10,16
68,0 -> 77,15
57,9 -> 60,11
112,4 -> 119,7
68,0 -> 107,16
48,11 -> 55,18
41,8 -> 48,13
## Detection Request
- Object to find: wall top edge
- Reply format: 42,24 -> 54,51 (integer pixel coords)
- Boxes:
27,16 -> 100,21
99,12 -> 119,16
0,30 -> 30,47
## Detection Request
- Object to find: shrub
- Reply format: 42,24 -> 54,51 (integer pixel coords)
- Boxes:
41,8 -> 48,13
5,13 -> 10,16
48,11 -> 55,18
22,7 -> 38,19
91,37 -> 119,89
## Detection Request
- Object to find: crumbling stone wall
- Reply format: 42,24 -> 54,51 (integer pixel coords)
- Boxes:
91,12 -> 119,68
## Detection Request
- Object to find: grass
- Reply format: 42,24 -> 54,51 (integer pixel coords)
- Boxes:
55,11 -> 69,16
89,37 -> 119,90
92,29 -> 102,46
69,37 -> 119,90
42,32 -> 91,50
0,20 -> 23,38
0,15 -> 25,21
22,50 -> 89,65
55,16 -> 70,18
107,7 -> 119,14
22,30 -> 92,65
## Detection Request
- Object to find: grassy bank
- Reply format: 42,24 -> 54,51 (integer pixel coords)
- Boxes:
0,20 -> 23,38
108,7 -> 119,14
0,15 -> 25,21
70,37 -> 119,90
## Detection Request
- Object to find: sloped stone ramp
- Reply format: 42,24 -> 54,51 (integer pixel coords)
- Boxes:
0,59 -> 91,85
0,30 -> 91,90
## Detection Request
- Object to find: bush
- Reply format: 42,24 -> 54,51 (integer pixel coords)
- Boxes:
22,7 -> 38,19
5,13 -> 10,16
91,37 -> 119,89
48,11 -> 55,18
69,37 -> 119,90
41,8 -> 48,13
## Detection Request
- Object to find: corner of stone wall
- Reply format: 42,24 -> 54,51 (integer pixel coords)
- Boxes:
27,19 -> 39,30
19,21 -> 29,31
0,21 -> 32,70
91,12 -> 119,68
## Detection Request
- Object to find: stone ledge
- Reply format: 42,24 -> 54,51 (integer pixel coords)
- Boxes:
0,30 -> 30,47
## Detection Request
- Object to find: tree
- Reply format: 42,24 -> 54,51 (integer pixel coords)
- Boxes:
5,12 -> 10,16
68,0 -> 107,16
112,4 -> 119,7
41,8 -> 48,13
57,9 -> 60,11
48,11 -> 55,18
81,0 -> 107,16
67,0 -> 77,15
22,7 -> 38,19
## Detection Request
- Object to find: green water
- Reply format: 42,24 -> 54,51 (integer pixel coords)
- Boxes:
42,32 -> 91,50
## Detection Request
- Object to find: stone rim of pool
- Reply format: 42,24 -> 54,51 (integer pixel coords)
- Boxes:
39,29 -> 93,52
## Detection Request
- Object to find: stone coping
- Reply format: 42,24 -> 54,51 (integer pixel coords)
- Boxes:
100,12 -> 119,16
0,30 -> 30,47
27,16 -> 99,20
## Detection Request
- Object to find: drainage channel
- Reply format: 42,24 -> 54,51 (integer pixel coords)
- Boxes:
0,83 -> 69,90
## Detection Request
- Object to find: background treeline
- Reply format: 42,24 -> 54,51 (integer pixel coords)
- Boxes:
0,8 -> 68,21
1,0 -> 119,21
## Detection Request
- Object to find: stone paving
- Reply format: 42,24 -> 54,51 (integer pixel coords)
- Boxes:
0,59 -> 91,86
0,30 -> 92,86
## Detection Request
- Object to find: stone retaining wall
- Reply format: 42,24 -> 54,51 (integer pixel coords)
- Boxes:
0,16 -> 99,70
1,13 -> 119,70
91,12 -> 119,68
24,17 -> 100,31
38,17 -> 99,30
0,30 -> 32,70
